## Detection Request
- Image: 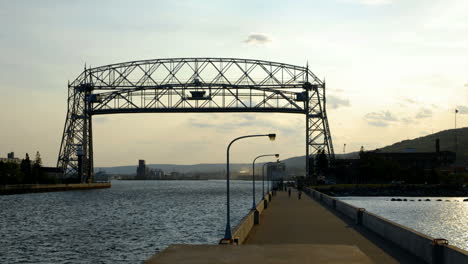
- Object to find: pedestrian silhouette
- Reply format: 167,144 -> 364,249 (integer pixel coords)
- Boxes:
298,190 -> 302,200
288,188 -> 291,198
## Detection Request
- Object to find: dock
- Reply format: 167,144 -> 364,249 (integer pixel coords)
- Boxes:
245,190 -> 422,263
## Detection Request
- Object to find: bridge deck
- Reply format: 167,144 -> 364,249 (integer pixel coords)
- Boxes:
245,190 -> 424,263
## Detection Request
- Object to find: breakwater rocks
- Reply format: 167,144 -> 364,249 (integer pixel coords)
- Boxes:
389,198 -> 467,202
315,184 -> 468,197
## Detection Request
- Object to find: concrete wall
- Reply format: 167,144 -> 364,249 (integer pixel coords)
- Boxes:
334,199 -> 362,223
444,245 -> 468,264
307,188 -> 468,264
231,192 -> 271,245
321,193 -> 335,207
362,211 -> 434,263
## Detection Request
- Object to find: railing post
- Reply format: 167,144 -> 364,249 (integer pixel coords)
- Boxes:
432,238 -> 448,264
357,208 -> 365,225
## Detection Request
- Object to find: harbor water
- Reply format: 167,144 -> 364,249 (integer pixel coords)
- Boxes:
1,181 -> 466,263
339,196 -> 468,251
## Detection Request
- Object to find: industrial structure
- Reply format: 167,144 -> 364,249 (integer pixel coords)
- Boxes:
57,58 -> 334,182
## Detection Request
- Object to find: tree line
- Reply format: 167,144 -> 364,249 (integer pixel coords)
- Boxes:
0,152 -> 58,185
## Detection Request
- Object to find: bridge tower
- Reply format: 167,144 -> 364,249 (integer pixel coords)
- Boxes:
57,58 -> 334,183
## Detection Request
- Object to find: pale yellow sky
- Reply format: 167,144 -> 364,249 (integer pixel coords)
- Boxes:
0,0 -> 467,166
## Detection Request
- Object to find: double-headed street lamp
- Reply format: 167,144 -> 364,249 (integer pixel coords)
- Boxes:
252,154 -> 279,209
222,133 -> 276,242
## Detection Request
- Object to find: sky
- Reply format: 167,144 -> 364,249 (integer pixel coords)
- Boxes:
0,0 -> 467,167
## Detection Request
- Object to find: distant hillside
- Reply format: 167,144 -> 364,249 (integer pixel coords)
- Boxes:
379,127 -> 467,164
96,128 -> 467,175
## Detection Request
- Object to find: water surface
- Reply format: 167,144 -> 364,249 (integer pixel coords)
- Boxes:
0,180 -> 266,263
339,196 -> 468,251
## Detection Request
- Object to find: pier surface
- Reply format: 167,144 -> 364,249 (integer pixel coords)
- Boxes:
146,244 -> 372,264
245,190 -> 423,263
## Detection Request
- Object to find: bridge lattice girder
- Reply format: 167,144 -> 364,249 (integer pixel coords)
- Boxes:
58,58 -> 334,182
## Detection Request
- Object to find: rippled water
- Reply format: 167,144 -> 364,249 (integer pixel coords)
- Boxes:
0,180 -> 266,263
339,196 -> 468,251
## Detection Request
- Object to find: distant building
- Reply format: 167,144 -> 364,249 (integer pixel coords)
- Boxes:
146,168 -> 164,180
135,160 -> 164,180
267,162 -> 286,181
333,138 -> 457,184
41,167 -> 63,180
0,152 -> 21,164
94,170 -> 109,182
360,150 -> 456,170
136,160 -> 146,180
361,138 -> 455,170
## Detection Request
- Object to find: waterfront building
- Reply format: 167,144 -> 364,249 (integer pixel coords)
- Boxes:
0,152 -> 21,164
136,160 -> 165,180
136,160 -> 146,180
267,162 -> 287,181
333,139 -> 457,184
41,167 -> 63,179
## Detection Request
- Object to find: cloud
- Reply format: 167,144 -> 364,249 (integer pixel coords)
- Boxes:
403,98 -> 417,104
328,95 -> 350,109
244,33 -> 272,44
187,114 -> 302,136
456,105 -> 468,114
401,117 -> 414,124
367,121 -> 389,127
364,110 -> 398,127
239,114 -> 256,121
415,108 -> 432,119
364,111 -> 398,122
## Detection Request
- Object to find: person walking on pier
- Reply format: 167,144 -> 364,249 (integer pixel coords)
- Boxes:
298,190 -> 302,200
288,188 -> 291,198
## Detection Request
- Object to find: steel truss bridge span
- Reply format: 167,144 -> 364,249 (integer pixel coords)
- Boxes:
58,58 -> 334,182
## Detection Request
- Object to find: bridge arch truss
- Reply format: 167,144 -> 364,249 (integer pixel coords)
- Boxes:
57,58 -> 334,182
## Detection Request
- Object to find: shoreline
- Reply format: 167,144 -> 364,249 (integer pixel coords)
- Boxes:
0,182 -> 111,195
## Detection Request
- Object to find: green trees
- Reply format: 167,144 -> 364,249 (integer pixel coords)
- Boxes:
32,151 -> 47,183
20,153 -> 32,183
315,149 -> 329,176
0,161 -> 23,184
1,151 -> 57,185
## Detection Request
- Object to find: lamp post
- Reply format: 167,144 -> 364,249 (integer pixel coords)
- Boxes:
252,154 -> 279,209
455,109 -> 458,154
222,133 -> 276,242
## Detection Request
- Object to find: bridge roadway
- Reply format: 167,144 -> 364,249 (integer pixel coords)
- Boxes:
244,189 -> 424,263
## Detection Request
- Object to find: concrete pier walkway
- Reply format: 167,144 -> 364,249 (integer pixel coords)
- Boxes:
245,190 -> 424,264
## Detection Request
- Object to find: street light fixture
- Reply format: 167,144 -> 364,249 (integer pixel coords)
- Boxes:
252,154 -> 279,210
222,133 -> 277,242
268,133 -> 276,141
